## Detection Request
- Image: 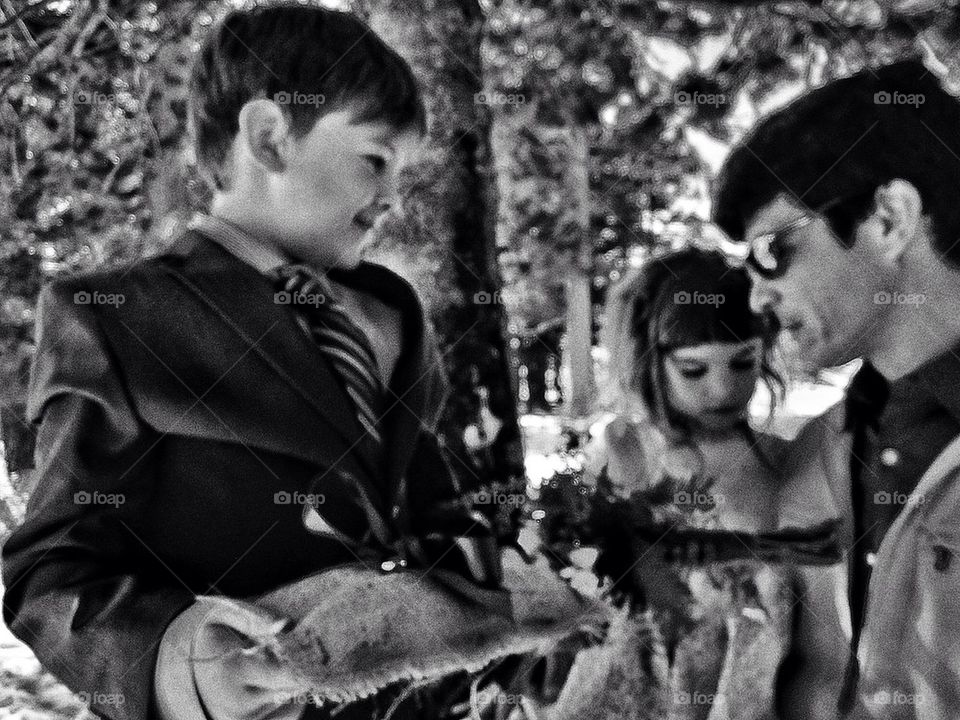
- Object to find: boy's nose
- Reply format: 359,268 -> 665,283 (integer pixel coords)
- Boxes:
369,200 -> 393,220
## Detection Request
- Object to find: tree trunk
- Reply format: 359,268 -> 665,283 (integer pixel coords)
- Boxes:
490,105 -> 596,417
364,0 -> 524,494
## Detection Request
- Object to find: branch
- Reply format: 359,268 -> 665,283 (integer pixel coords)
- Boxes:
0,0 -> 51,33
0,0 -> 90,100
0,0 -> 38,49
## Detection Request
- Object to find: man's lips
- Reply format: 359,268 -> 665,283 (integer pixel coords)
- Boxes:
353,214 -> 374,231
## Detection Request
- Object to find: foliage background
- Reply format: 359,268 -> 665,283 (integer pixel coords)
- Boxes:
0,0 -> 959,716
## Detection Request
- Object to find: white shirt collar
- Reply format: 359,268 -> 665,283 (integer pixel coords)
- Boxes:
186,213 -> 290,276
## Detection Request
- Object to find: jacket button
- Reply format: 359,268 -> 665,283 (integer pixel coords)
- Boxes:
865,552 -> 877,567
879,448 -> 900,467
392,504 -> 401,519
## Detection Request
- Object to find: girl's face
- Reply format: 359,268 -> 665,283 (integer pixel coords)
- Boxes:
661,338 -> 763,433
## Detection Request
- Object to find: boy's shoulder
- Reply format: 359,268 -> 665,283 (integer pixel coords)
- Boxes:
41,229 -> 252,307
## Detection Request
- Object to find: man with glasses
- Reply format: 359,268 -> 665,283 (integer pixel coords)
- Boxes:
713,59 -> 960,719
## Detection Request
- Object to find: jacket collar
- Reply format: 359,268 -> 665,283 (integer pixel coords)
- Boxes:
186,213 -> 290,276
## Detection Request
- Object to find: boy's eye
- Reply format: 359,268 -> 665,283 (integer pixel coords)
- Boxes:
730,358 -> 758,372
364,155 -> 387,173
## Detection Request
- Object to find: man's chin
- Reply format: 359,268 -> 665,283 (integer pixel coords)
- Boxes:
796,339 -> 857,376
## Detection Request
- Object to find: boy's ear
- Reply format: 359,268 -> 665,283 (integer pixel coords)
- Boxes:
871,178 -> 923,267
236,99 -> 292,173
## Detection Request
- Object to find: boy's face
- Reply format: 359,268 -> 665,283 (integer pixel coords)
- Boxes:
743,194 -> 889,371
270,108 -> 421,269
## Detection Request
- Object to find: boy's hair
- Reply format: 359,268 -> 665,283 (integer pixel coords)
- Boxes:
602,247 -> 782,431
189,3 -> 427,190
713,59 -> 960,265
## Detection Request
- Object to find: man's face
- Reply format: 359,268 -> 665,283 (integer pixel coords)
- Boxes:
743,195 -> 889,371
272,108 -> 421,269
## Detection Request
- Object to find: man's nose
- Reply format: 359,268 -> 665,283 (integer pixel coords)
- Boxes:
377,176 -> 400,210
749,278 -> 779,315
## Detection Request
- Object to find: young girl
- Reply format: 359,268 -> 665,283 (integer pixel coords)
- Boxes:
551,247 -> 827,720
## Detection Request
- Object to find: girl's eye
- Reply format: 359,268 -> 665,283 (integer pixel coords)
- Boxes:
730,358 -> 758,372
364,155 -> 387,173
677,366 -> 707,380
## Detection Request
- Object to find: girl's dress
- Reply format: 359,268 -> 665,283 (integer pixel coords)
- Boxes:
550,416 -> 799,720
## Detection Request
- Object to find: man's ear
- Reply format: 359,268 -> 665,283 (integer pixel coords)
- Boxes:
236,99 -> 292,173
872,178 -> 923,266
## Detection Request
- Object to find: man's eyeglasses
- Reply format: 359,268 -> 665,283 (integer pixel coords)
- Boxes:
745,215 -> 814,279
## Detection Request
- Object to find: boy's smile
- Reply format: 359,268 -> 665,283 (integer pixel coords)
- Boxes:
275,109 -> 422,269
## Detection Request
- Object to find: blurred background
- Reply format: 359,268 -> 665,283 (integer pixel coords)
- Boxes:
0,0 -> 956,716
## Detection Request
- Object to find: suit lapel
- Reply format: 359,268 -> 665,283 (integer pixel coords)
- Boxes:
159,235 -> 378,474
158,234 -> 445,512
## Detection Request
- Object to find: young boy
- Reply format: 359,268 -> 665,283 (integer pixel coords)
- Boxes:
2,5 -> 494,720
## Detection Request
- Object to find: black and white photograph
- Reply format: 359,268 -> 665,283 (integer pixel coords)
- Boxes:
0,0 -> 957,718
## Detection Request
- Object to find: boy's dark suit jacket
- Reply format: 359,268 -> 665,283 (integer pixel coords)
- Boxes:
1,229 -> 461,720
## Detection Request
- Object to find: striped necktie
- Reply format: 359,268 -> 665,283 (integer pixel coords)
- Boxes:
272,263 -> 386,448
